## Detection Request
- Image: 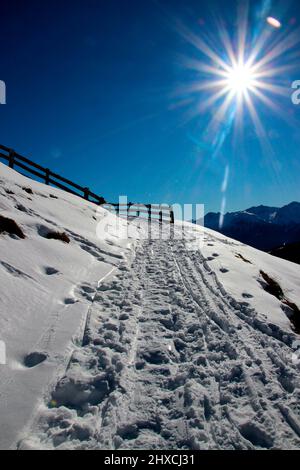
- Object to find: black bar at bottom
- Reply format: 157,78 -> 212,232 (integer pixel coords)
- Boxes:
68,450 -> 297,466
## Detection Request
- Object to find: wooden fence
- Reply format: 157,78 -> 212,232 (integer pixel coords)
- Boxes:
102,203 -> 175,224
0,144 -> 175,224
0,144 -> 105,205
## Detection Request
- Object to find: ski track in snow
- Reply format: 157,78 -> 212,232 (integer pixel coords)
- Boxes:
21,235 -> 300,450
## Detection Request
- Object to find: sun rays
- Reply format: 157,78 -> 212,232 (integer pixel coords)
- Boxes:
175,6 -> 300,159
172,2 -> 300,229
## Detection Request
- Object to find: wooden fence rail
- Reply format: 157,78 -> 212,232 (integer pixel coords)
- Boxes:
102,203 -> 175,224
0,144 -> 106,205
0,144 -> 175,224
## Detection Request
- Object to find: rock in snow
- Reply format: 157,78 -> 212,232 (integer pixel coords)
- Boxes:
0,162 -> 300,450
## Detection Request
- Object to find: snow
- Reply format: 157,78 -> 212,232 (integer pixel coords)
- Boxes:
0,163 -> 131,450
1,162 -> 300,450
201,228 -> 300,331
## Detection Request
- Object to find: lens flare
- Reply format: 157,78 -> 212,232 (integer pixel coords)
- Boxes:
267,17 -> 281,29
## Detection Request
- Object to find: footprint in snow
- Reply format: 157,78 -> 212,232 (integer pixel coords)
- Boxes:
242,293 -> 254,299
79,284 -> 95,301
44,267 -> 60,276
16,203 -> 30,213
220,268 -> 229,273
119,313 -> 129,321
80,285 -> 94,294
64,298 -> 77,305
24,352 -> 48,368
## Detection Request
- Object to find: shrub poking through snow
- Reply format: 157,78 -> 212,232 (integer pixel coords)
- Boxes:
0,215 -> 25,239
236,253 -> 252,264
46,231 -> 70,244
259,270 -> 300,332
260,270 -> 284,300
282,299 -> 300,333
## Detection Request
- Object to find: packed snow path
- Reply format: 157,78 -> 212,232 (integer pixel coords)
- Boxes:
22,236 -> 300,450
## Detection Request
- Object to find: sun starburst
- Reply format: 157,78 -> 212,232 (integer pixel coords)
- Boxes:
224,62 -> 257,96
175,6 -> 300,160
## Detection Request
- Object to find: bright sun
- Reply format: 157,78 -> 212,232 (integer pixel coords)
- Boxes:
225,63 -> 256,95
177,8 -> 299,155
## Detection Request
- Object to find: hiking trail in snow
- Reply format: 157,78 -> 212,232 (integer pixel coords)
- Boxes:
20,234 -> 300,450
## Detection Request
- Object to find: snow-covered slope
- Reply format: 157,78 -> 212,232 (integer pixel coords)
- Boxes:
1,163 -> 300,450
0,163 -> 131,450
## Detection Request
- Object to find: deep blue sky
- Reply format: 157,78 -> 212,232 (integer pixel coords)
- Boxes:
0,0 -> 300,214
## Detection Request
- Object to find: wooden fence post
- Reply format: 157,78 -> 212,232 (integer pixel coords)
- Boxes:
170,210 -> 175,225
147,205 -> 151,223
45,169 -> 50,185
127,203 -> 132,219
84,188 -> 90,200
9,149 -> 15,169
147,204 -> 152,241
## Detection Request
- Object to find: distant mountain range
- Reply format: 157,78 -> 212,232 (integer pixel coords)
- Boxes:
204,202 -> 300,258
